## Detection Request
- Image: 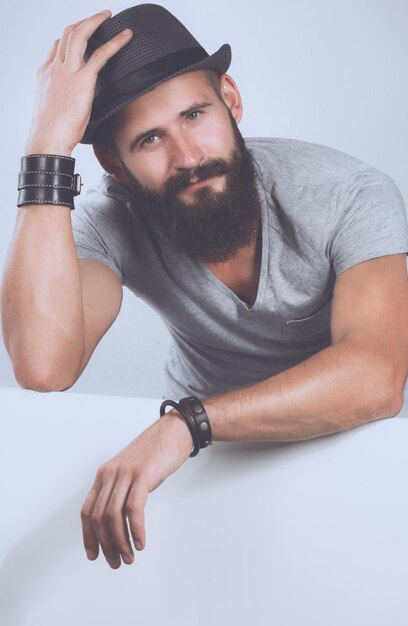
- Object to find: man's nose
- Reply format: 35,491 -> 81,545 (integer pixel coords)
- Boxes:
169,132 -> 205,171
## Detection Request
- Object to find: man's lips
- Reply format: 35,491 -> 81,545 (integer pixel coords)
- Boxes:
185,175 -> 217,189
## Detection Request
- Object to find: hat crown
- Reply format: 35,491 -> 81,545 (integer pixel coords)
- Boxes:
86,4 -> 204,95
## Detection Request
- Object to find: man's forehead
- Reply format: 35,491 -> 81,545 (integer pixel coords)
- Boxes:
118,70 -> 215,124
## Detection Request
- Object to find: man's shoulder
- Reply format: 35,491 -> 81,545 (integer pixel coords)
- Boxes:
72,173 -> 142,235
71,173 -> 145,255
245,137 -> 399,253
244,136 -> 378,187
76,173 -> 133,214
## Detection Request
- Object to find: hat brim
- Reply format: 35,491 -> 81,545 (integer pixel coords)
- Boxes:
80,43 -> 232,144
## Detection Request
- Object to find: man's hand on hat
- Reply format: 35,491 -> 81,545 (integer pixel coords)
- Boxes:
25,10 -> 133,157
80,410 -> 193,568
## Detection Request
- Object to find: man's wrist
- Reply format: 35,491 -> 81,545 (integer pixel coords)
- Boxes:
24,147 -> 73,158
25,137 -> 73,158
159,409 -> 195,455
25,150 -> 73,158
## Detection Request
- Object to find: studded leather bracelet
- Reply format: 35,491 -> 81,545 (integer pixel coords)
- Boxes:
159,396 -> 213,458
17,154 -> 83,211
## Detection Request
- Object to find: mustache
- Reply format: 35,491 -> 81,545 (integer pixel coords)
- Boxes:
161,157 -> 230,197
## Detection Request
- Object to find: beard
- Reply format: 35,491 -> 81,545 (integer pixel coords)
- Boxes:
121,108 -> 261,263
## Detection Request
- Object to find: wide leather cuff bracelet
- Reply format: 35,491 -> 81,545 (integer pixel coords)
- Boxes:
17,154 -> 82,210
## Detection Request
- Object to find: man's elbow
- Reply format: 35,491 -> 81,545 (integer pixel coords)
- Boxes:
369,363 -> 406,419
13,363 -> 76,393
385,388 -> 405,418
386,357 -> 407,417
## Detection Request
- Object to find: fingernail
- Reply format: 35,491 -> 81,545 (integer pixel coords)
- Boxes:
101,10 -> 111,15
86,549 -> 96,560
122,554 -> 133,564
121,28 -> 132,36
135,541 -> 143,550
107,558 -> 120,569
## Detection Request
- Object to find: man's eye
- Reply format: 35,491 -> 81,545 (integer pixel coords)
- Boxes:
141,135 -> 158,147
187,110 -> 202,121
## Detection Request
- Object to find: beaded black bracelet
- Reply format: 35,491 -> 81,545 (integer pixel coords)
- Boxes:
17,154 -> 82,211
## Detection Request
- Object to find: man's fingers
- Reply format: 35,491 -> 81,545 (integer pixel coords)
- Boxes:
92,483 -> 122,566
56,17 -> 88,63
64,10 -> 120,70
80,481 -> 102,560
126,484 -> 148,551
56,10 -> 111,68
105,475 -> 135,564
42,39 -> 60,67
84,29 -> 133,75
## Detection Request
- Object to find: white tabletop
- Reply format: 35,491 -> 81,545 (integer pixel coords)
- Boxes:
1,385 -> 407,626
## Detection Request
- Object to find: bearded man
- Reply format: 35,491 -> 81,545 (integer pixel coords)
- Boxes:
2,4 -> 407,570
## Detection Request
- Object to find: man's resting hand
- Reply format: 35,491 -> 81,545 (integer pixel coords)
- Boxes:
80,410 -> 193,568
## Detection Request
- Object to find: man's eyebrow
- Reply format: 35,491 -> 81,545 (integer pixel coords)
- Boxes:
179,100 -> 213,117
128,101 -> 213,152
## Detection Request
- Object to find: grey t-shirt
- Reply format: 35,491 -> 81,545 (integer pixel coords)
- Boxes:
71,137 -> 408,399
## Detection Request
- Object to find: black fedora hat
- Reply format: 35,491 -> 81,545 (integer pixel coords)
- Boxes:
80,3 -> 232,144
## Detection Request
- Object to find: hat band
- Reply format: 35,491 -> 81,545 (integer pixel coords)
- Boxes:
92,46 -> 209,118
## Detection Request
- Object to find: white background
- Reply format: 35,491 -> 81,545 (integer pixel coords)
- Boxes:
1,0 -> 407,396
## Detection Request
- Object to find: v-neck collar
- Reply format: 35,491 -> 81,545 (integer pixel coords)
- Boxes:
198,161 -> 270,312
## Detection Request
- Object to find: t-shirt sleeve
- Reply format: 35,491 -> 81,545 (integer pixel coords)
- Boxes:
328,169 -> 408,275
71,187 -> 125,284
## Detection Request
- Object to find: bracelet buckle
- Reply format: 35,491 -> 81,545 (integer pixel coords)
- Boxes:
73,173 -> 83,196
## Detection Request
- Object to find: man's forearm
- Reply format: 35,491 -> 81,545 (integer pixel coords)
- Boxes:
201,339 -> 401,442
1,204 -> 85,390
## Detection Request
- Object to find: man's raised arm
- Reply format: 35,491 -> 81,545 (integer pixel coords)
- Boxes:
1,11 -> 132,391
